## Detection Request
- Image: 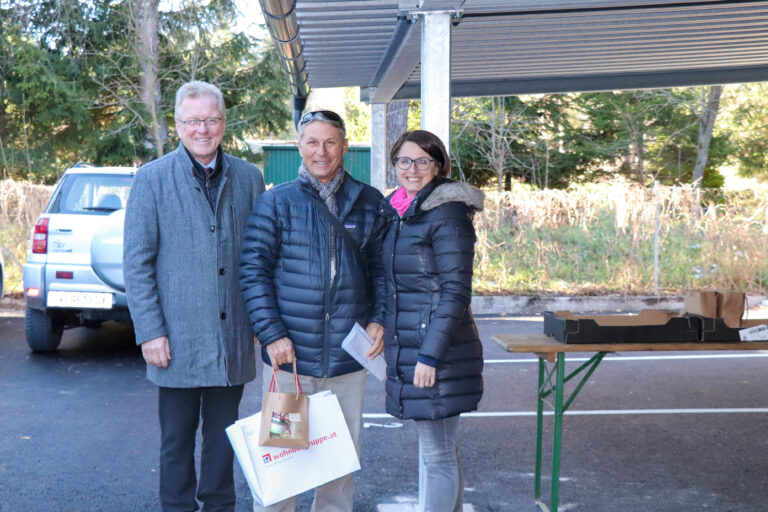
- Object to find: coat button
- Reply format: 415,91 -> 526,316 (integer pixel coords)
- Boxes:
210,225 -> 215,232
219,268 -> 225,275
421,323 -> 426,328
220,312 -> 227,320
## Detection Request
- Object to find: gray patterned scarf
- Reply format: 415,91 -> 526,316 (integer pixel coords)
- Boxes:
299,164 -> 346,284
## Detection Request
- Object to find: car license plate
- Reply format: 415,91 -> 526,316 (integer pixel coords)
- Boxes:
47,291 -> 113,309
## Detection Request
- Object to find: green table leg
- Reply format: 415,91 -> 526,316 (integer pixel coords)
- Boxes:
535,358 -> 545,503
550,352 -> 566,512
534,352 -> 606,512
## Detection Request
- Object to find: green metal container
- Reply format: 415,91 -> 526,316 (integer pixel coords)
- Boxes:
262,144 -> 370,185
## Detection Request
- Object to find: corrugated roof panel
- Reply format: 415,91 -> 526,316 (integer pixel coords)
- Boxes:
289,0 -> 768,98
295,0 -> 400,88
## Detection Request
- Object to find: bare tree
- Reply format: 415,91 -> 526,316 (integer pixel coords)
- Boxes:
86,0 -> 169,162
454,97 -> 539,191
132,0 -> 167,157
691,85 -> 723,187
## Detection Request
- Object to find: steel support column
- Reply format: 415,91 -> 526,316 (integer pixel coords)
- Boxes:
420,11 -> 451,152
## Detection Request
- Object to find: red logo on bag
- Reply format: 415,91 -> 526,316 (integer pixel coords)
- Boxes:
262,454 -> 272,463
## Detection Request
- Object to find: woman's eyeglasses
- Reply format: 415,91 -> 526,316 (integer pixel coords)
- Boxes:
395,157 -> 436,171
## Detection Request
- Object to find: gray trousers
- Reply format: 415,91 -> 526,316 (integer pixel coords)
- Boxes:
416,415 -> 464,512
253,364 -> 367,512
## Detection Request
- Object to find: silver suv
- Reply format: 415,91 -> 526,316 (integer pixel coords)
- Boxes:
23,164 -> 136,351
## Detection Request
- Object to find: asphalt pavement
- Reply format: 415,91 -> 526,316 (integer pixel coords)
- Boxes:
2,300 -> 768,512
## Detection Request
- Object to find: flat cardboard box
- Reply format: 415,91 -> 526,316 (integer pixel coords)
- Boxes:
543,310 -> 701,344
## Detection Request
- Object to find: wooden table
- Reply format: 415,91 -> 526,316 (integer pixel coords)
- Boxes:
492,333 -> 768,512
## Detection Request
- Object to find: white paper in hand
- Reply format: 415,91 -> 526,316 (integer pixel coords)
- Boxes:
341,323 -> 387,381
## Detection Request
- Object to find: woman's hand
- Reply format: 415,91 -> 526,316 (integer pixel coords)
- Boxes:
413,361 -> 436,388
365,322 -> 384,358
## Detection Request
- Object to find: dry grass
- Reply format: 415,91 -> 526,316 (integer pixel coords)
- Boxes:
3,178 -> 768,296
0,179 -> 53,292
474,180 -> 768,295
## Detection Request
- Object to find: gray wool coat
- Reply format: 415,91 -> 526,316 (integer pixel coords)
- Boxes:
124,143 -> 265,388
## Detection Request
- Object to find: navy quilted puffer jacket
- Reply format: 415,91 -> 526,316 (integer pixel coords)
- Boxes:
239,174 -> 387,378
379,178 -> 485,421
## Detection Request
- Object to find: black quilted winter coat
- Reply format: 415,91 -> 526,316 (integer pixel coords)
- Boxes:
379,178 -> 484,421
239,174 -> 387,378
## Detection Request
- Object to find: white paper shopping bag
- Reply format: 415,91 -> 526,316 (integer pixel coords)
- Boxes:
226,391 -> 361,507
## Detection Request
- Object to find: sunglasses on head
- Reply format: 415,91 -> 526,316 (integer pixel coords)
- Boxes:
299,110 -> 345,131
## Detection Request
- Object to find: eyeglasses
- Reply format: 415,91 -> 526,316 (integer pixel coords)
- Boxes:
395,157 -> 436,171
299,110 -> 346,131
178,117 -> 223,127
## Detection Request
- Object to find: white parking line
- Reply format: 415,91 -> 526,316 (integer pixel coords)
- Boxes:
363,408 -> 768,419
485,353 -> 768,363
378,505 -> 475,512
365,354 -> 768,422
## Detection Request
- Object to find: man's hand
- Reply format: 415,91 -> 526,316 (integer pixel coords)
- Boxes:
266,337 -> 295,370
142,336 -> 171,368
413,361 -> 436,389
365,322 -> 384,359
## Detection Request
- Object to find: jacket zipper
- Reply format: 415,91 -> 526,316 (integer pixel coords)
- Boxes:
391,216 -> 402,384
322,209 -> 332,376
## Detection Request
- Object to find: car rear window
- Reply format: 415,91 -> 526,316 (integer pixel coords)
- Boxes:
50,173 -> 134,215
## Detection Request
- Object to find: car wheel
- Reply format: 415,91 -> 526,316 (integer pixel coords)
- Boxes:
25,306 -> 64,352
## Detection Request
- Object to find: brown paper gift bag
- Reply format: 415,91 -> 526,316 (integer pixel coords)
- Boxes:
259,361 -> 309,449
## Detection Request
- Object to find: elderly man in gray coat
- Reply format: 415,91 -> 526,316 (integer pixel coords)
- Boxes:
124,81 -> 264,512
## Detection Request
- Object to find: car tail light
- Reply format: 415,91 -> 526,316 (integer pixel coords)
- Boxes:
26,288 -> 40,297
56,271 -> 73,279
32,218 -> 49,253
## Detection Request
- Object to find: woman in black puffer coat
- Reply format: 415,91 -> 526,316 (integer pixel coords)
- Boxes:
379,130 -> 484,512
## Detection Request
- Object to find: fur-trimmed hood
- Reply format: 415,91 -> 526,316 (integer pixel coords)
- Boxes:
421,181 -> 485,212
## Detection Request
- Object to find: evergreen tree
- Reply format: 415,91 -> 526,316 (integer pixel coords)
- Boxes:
0,0 -> 290,182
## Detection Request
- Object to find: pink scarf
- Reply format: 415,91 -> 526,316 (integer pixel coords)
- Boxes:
389,187 -> 415,217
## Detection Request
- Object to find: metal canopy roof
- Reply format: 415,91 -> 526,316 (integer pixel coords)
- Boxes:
291,0 -> 768,102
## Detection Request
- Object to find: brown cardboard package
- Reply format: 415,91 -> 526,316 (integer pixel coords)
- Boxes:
683,290 -> 719,318
682,289 -> 768,340
683,290 -> 745,328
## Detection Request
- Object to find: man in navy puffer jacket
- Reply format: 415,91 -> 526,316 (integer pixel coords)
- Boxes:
239,110 -> 387,512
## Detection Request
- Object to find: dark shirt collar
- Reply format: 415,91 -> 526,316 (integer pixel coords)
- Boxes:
183,145 -> 223,179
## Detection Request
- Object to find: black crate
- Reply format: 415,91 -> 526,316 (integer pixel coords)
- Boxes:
689,315 -> 768,342
543,311 -> 701,344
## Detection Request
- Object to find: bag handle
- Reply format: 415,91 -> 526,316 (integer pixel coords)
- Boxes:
268,360 -> 303,398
